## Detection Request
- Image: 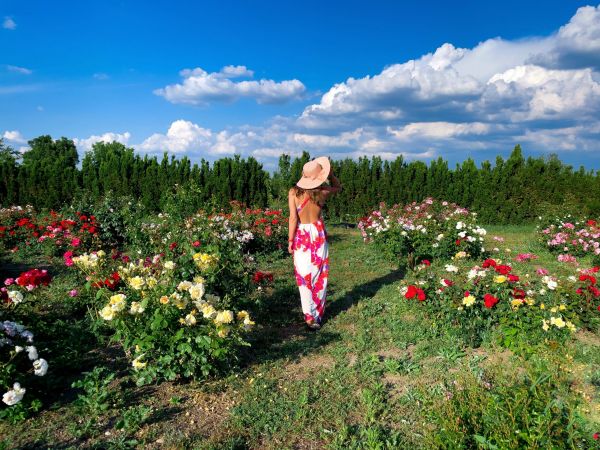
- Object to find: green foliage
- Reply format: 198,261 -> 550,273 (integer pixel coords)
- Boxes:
71,367 -> 119,414
425,357 -> 591,449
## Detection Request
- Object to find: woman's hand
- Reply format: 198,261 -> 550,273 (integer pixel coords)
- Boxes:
288,241 -> 294,254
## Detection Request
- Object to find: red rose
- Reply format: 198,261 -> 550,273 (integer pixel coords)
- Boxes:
443,279 -> 454,287
405,285 -> 418,299
495,264 -> 512,275
422,260 -> 431,266
169,242 -> 178,250
455,239 -> 461,246
589,286 -> 600,298
587,220 -> 597,226
484,294 -> 499,308
593,432 -> 599,440
482,259 -> 497,268
576,288 -> 584,295
464,291 -> 470,297
416,288 -> 426,301
507,274 -> 519,282
513,288 -> 526,299
192,240 -> 201,247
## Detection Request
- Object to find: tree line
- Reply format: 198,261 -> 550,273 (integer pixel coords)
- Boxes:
1,136 -> 599,224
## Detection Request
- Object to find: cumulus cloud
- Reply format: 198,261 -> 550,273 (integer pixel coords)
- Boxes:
154,65 -> 306,105
74,132 -> 131,152
530,5 -> 600,70
78,4 -> 600,167
137,120 -> 213,154
3,130 -> 26,143
6,65 -> 32,75
2,17 -> 16,30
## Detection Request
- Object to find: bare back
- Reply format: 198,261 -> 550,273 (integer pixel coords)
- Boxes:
295,193 -> 324,224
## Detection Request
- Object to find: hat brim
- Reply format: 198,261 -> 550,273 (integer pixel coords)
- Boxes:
296,157 -> 331,189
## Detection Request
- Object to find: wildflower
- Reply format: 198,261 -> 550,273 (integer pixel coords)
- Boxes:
33,358 -> 48,376
129,301 -> 145,315
462,295 -> 476,307
2,382 -> 26,406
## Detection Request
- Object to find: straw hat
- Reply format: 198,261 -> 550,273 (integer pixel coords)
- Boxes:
296,157 -> 331,189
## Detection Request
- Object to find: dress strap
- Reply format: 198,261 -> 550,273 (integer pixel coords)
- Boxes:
297,196 -> 310,213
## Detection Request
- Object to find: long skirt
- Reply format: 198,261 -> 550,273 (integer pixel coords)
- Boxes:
293,219 -> 329,324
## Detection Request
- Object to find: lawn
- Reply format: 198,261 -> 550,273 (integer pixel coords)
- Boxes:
1,225 -> 599,449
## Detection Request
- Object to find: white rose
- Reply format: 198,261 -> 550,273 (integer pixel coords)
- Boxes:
33,358 -> 48,376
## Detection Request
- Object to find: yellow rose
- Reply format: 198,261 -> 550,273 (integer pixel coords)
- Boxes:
217,326 -> 230,338
109,294 -> 127,312
511,299 -> 523,309
462,295 -> 476,307
132,357 -> 147,370
493,275 -> 507,284
214,310 -> 234,325
542,319 -> 549,331
146,277 -> 158,288
201,304 -> 217,319
237,310 -> 250,321
559,304 -> 566,311
170,292 -> 188,310
129,276 -> 145,290
566,321 -> 576,332
182,312 -> 197,326
99,305 -> 115,321
129,301 -> 145,315
159,295 -> 169,305
189,283 -> 205,300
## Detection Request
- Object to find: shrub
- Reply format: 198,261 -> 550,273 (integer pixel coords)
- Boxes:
399,258 -> 599,349
71,248 -> 255,385
359,198 -> 486,268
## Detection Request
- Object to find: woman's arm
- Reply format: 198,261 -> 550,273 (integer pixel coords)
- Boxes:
322,173 -> 342,196
287,189 -> 298,253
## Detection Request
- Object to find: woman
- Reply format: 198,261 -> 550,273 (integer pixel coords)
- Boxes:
288,157 -> 342,330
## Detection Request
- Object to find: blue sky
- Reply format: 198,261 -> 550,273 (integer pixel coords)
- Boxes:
2,0 -> 600,170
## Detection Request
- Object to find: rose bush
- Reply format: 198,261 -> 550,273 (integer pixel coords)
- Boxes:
359,198 -> 487,268
537,214 -> 600,264
0,320 -> 49,421
400,257 -> 599,349
71,245 -> 255,384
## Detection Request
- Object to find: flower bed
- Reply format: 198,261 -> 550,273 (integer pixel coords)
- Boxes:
70,244 -> 255,384
0,206 -> 100,257
358,198 -> 487,268
537,215 -> 600,264
400,257 -> 600,349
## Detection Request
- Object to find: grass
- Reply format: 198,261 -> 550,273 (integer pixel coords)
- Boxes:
1,225 -> 599,449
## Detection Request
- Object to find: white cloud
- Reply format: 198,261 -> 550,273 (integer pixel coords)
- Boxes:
137,120 -> 212,154
154,65 -> 306,105
387,122 -> 491,140
3,130 -> 26,143
530,5 -> 600,69
74,132 -> 131,152
2,17 -> 16,30
6,65 -> 32,75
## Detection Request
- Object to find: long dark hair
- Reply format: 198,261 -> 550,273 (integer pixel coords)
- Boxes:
292,185 -> 324,206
